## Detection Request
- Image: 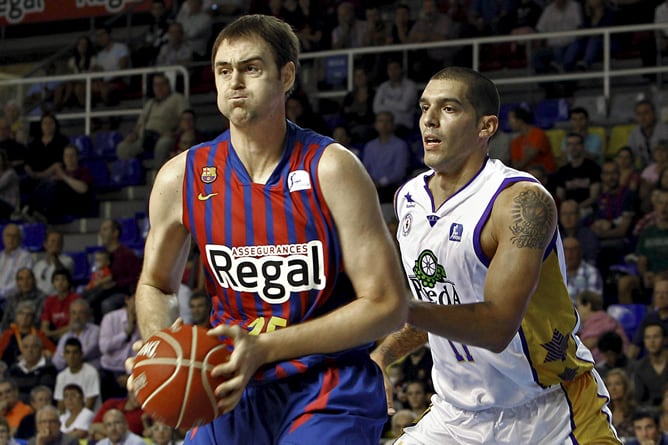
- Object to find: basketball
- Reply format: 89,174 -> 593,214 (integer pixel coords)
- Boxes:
131,324 -> 231,430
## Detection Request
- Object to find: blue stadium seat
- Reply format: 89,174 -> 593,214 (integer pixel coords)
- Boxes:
21,222 -> 46,252
69,134 -> 93,159
81,158 -> 110,189
67,251 -> 90,284
533,98 -> 570,130
499,102 -> 529,133
94,130 -> 123,159
117,216 -> 139,246
109,158 -> 143,187
607,303 -> 648,340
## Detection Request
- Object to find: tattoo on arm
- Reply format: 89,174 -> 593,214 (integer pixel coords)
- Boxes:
509,189 -> 555,249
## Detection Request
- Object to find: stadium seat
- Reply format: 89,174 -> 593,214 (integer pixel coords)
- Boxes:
533,98 -> 570,130
81,158 -> 110,189
545,128 -> 566,162
498,102 -> 529,133
117,216 -> 139,246
589,126 -> 608,156
607,303 -> 648,340
67,251 -> 90,284
93,130 -> 123,159
21,222 -> 46,252
109,158 -> 143,187
607,124 -> 635,160
69,134 -> 93,159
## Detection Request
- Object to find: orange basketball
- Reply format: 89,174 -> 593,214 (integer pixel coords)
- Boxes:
131,324 -> 230,430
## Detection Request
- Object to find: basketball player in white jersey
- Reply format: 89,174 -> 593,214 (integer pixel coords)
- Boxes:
371,66 -> 621,444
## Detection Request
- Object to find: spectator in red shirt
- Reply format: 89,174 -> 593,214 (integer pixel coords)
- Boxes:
508,106 -> 557,174
40,269 -> 81,342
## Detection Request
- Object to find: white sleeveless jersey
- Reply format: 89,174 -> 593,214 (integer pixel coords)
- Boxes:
395,158 -> 595,410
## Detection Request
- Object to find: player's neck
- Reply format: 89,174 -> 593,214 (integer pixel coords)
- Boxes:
430,157 -> 486,206
230,120 -> 287,184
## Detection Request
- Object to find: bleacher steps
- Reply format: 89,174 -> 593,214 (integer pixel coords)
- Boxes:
62,233 -> 99,253
99,199 -> 146,219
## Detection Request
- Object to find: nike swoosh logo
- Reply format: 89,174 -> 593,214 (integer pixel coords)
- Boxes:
197,192 -> 219,201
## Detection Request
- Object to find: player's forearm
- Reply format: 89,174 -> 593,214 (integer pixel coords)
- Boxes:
258,294 -> 407,364
408,299 -> 518,353
371,324 -> 428,369
136,281 -> 178,340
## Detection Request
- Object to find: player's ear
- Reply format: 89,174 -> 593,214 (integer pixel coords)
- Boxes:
281,62 -> 296,94
478,115 -> 498,139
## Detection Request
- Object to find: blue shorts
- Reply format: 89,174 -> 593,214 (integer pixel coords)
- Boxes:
184,353 -> 387,445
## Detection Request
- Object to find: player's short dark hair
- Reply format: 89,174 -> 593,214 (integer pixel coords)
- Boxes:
566,132 -> 584,144
430,66 -> 500,122
211,15 -> 300,81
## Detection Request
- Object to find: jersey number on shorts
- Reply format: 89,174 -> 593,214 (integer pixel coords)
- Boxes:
448,340 -> 474,362
248,316 -> 288,335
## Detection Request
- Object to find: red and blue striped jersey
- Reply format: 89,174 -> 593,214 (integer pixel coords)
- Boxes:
182,121 -> 367,381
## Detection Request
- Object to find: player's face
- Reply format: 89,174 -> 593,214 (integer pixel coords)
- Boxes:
213,37 -> 293,128
418,78 -> 485,174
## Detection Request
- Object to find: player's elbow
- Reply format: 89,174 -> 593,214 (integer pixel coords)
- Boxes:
484,326 -> 519,353
382,294 -> 409,332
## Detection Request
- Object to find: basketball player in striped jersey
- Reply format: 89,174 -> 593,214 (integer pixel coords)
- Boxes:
131,15 -> 408,444
371,67 -> 621,444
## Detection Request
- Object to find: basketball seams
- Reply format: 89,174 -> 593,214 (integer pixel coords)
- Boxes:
132,325 -> 229,430
137,330 -> 188,416
201,344 -> 228,419
177,326 -> 199,428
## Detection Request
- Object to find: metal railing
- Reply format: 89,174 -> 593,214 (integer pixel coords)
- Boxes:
0,65 -> 190,134
299,21 -> 668,103
2,21 -> 668,135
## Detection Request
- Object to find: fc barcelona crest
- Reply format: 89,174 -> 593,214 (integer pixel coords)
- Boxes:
201,166 -> 217,183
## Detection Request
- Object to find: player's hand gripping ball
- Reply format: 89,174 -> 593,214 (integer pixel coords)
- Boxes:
131,324 -> 231,430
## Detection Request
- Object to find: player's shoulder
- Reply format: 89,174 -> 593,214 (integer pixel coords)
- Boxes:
498,179 -> 554,206
153,150 -> 187,190
318,142 -> 366,181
